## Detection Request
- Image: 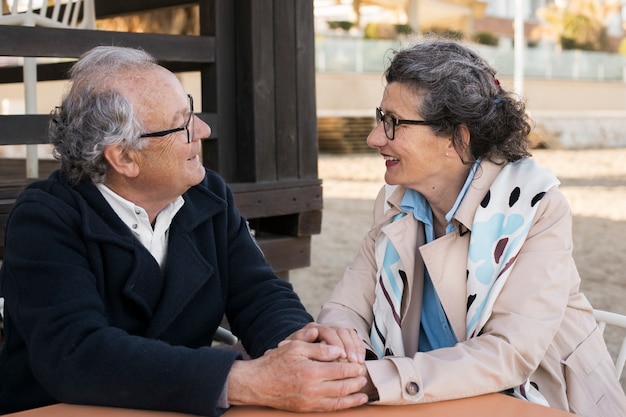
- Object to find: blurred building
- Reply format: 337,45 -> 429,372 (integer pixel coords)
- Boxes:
315,0 -> 626,48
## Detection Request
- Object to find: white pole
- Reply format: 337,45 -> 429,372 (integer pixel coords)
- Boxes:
24,56 -> 39,179
24,12 -> 39,180
408,0 -> 419,34
513,0 -> 525,96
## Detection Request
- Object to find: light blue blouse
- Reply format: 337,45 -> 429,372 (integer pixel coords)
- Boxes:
399,161 -> 479,351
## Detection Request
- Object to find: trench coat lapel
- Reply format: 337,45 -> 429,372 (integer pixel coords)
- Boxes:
418,160 -> 505,343
419,233 -> 469,342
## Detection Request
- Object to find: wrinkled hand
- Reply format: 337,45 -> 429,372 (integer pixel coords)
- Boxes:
283,322 -> 365,364
227,339 -> 369,412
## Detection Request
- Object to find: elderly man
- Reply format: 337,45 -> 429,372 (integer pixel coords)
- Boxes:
0,46 -> 367,416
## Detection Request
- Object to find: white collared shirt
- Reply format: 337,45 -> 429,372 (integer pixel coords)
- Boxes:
96,183 -> 184,268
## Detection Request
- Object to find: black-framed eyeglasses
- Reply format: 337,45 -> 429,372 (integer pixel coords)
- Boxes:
140,94 -> 194,143
376,107 -> 434,140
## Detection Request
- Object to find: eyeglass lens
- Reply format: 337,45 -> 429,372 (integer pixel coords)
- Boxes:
186,94 -> 194,143
376,107 -> 394,140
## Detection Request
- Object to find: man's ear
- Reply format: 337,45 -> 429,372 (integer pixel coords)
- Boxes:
103,143 -> 140,178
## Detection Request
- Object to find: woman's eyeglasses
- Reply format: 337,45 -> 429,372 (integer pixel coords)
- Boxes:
376,107 -> 434,140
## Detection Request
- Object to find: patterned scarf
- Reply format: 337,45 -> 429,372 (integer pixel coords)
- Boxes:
370,158 -> 559,405
371,212 -> 408,358
466,158 -> 558,404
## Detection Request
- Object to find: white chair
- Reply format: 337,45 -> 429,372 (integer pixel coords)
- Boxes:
0,0 -> 95,178
214,326 -> 238,346
593,308 -> 626,379
0,0 -> 95,29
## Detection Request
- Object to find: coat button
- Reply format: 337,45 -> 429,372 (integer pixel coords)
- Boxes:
405,381 -> 419,396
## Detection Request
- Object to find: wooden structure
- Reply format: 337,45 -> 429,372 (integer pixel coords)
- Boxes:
0,0 -> 322,278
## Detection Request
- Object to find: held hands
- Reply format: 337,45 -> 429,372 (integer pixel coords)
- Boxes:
227,324 -> 369,412
282,322 -> 366,364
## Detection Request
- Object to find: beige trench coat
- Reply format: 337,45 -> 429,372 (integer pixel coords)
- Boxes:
318,160 -> 626,417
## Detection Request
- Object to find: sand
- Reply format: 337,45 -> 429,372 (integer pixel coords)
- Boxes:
291,148 -> 626,388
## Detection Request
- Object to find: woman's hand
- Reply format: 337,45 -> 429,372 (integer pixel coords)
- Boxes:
282,322 -> 366,364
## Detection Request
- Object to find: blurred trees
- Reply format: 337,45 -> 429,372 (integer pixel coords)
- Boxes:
537,0 -> 610,51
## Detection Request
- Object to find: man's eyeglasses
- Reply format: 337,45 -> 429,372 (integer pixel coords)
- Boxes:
140,94 -> 194,143
376,107 -> 434,140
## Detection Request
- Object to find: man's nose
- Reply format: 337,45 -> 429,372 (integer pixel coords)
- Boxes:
192,115 -> 212,141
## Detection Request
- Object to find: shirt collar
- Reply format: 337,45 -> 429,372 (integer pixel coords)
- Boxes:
95,183 -> 184,266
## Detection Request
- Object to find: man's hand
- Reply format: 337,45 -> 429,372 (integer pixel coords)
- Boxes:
283,323 -> 366,364
227,340 -> 369,412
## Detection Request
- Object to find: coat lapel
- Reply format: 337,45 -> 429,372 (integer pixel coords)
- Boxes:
145,185 -> 226,338
145,238 -> 214,338
419,233 -> 469,342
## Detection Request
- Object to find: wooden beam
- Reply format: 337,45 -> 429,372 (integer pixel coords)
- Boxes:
0,26 -> 214,63
230,180 -> 322,219
251,210 -> 323,237
0,114 -> 218,146
0,61 -> 208,85
0,115 -> 50,146
94,0 -> 196,19
255,235 -> 311,273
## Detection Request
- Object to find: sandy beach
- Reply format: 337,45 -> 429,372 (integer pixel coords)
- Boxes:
291,148 -> 626,387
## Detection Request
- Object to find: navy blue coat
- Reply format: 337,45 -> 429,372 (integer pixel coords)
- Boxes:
0,169 -> 313,416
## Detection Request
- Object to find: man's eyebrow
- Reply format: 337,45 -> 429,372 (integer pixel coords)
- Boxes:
169,105 -> 189,125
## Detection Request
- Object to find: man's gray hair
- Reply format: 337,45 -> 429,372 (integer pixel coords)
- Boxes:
50,46 -> 158,184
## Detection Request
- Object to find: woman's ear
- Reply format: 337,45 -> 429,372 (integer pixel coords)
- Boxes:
103,143 -> 140,178
449,124 -> 471,161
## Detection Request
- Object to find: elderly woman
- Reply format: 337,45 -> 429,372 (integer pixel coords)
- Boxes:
317,39 -> 626,417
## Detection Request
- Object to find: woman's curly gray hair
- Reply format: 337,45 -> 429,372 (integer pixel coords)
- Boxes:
50,46 -> 157,184
384,38 -> 532,163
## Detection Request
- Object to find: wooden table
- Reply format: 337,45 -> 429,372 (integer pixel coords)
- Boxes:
6,393 -> 576,417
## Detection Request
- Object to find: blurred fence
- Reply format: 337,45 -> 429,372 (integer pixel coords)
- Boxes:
316,37 -> 626,82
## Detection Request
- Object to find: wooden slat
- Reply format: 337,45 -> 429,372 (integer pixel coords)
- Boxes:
274,0 -> 299,180
200,0 -> 238,181
231,180 -> 322,219
295,0 -> 319,177
0,114 -> 218,146
254,234 -> 311,273
0,160 -> 59,179
0,116 -> 50,146
0,61 -> 73,84
0,26 -> 214,63
94,0 -> 196,19
252,210 -> 322,237
0,61 -> 211,85
232,0 -> 277,183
